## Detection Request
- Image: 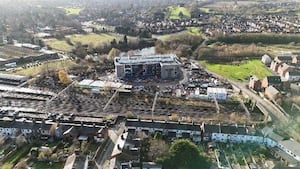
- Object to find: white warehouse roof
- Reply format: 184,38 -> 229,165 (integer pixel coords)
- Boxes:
115,54 -> 180,65
207,87 -> 227,94
78,79 -> 94,86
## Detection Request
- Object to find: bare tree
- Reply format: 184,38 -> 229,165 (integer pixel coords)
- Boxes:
15,135 -> 27,148
0,135 -> 5,146
15,160 -> 28,169
49,123 -> 58,137
148,139 -> 169,161
38,152 -> 46,161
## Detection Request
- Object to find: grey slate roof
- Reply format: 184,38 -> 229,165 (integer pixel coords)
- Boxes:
125,119 -> 201,131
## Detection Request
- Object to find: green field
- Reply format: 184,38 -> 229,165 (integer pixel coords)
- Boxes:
14,60 -> 78,76
153,27 -> 202,41
201,60 -> 273,82
187,27 -> 202,36
64,8 -> 82,15
45,33 -> 121,52
71,33 -> 121,46
45,39 -> 74,52
167,6 -> 191,19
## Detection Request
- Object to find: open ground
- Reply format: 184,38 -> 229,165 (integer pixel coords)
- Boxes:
201,60 -> 273,82
45,33 -> 122,52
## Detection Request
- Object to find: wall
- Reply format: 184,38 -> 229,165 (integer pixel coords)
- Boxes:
116,64 -> 125,78
160,65 -> 180,80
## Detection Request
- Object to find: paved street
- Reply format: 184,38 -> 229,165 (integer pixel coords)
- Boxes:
94,124 -> 125,169
196,60 -> 300,141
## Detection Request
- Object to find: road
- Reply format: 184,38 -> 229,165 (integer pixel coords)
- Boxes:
94,124 -> 125,169
194,60 -> 288,122
196,60 -> 300,140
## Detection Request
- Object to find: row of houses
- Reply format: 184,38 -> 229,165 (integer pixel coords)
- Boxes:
125,119 -> 253,143
124,119 -> 300,166
262,54 -> 300,82
0,119 -> 106,142
249,75 -> 287,100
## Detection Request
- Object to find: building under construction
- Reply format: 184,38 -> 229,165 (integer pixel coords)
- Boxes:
114,54 -> 181,80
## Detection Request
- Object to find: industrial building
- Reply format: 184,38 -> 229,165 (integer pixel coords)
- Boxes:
114,54 -> 181,80
77,79 -> 132,93
207,87 -> 227,100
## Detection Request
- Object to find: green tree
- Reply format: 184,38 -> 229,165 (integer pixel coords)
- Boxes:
160,139 -> 210,169
179,11 -> 184,18
123,35 -> 128,45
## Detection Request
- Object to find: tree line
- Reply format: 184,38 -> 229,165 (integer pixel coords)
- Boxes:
155,32 -> 204,58
71,36 -> 156,59
214,33 -> 300,44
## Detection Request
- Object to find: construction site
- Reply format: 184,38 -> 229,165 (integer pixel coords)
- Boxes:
114,54 -> 181,80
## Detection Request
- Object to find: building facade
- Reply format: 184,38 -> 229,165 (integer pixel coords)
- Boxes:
125,119 -> 202,143
207,87 -> 227,100
114,54 -> 181,80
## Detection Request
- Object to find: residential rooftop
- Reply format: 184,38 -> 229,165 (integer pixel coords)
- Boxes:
279,140 -> 300,158
125,119 -> 201,131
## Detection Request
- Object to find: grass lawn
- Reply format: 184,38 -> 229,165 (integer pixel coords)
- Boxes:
89,142 -> 101,152
64,8 -> 82,15
14,60 -> 78,76
167,6 -> 191,19
153,27 -> 202,41
1,145 -> 31,169
45,40 -> 73,52
32,161 -> 63,169
45,33 -> 121,52
187,27 -> 202,36
201,60 -> 273,82
71,33 -> 121,46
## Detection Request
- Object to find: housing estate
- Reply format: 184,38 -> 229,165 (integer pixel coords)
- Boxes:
125,119 -> 202,143
269,55 -> 300,82
0,119 -> 105,142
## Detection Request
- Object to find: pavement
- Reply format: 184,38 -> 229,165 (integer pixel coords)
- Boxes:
94,123 -> 125,169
